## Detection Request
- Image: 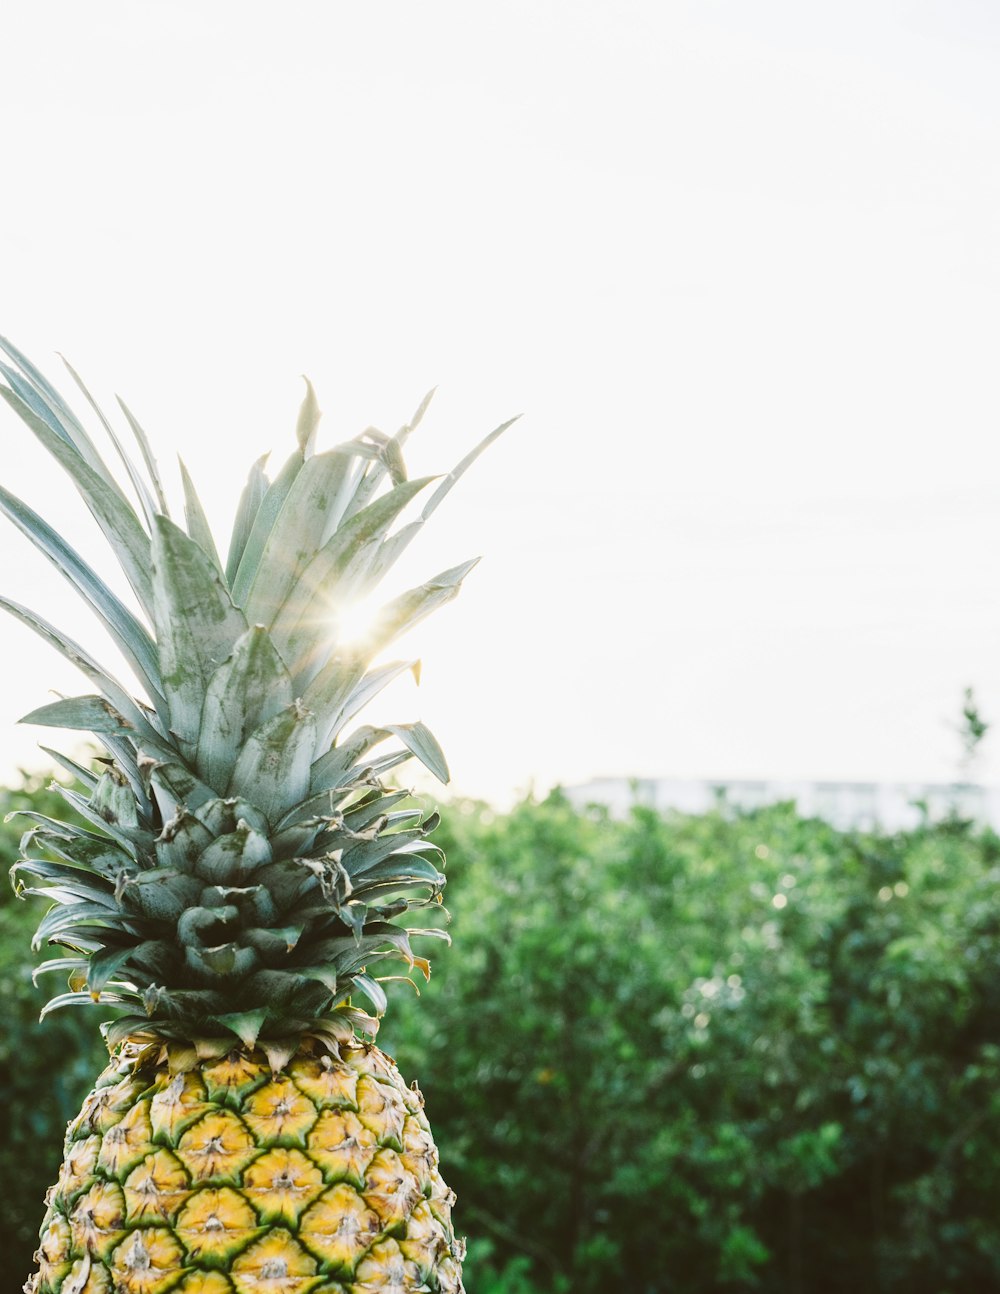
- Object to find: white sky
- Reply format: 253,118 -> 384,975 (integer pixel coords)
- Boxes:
1,0 -> 1000,802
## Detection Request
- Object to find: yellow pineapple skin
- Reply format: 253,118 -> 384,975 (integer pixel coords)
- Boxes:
27,1038 -> 464,1294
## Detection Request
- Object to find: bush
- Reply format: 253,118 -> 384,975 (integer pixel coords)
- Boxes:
381,792 -> 1000,1293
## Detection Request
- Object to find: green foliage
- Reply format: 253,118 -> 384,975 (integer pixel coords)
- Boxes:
0,774 -> 107,1287
380,792 -> 1000,1294
959,684 -> 990,777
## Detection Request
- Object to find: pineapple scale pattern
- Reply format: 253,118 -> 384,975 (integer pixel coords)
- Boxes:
30,1039 -> 465,1294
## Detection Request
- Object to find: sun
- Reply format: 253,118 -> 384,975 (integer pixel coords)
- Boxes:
331,594 -> 383,648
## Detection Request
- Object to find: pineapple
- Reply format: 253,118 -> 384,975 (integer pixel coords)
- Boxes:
0,338 -> 512,1294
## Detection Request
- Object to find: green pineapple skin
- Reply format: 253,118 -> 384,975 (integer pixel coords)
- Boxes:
30,1036 -> 465,1294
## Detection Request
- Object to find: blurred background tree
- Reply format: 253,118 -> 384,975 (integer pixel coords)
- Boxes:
958,685 -> 991,783
382,792 -> 1000,1294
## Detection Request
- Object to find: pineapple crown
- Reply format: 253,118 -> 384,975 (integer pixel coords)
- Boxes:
0,337 -> 513,1061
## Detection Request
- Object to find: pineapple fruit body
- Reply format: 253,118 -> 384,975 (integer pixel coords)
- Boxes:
32,1036 -> 464,1294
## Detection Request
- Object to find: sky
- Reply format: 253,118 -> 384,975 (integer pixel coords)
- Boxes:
1,1 -> 1000,802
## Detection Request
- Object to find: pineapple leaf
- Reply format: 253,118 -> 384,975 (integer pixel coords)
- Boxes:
39,745 -> 99,791
15,821 -> 136,878
241,448 -> 362,630
0,482 -> 164,705
343,789 -> 413,833
54,783 -> 154,854
20,698 -> 172,811
352,972 -> 388,1015
33,901 -> 146,948
306,657 -> 419,751
0,595 -> 164,743
197,625 -> 294,792
11,856 -> 115,893
59,356 -> 160,530
395,386 -> 437,450
365,559 -> 480,664
367,416 -> 518,584
87,944 -> 145,993
193,823 -> 273,885
261,1036 -> 300,1073
342,832 -> 437,879
100,734 -> 159,816
31,956 -> 89,982
216,1007 -> 270,1048
229,700 -> 318,824
383,721 -> 450,784
120,870 -> 202,921
116,396 -> 171,517
225,452 -> 270,588
148,760 -> 220,818
40,991 -> 132,1018
0,360 -> 72,441
179,457 -> 223,571
290,589 -> 439,756
271,474 -> 438,686
155,808 -> 215,870
0,335 -> 122,490
20,694 -> 145,735
296,376 -> 321,456
368,748 -> 415,779
340,388 -> 436,522
229,447 -> 306,606
308,724 -> 391,791
0,385 -> 155,612
103,1015 -> 154,1046
152,514 -> 248,752
192,796 -> 270,838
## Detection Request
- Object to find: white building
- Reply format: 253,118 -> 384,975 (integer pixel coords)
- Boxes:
564,776 -> 1000,833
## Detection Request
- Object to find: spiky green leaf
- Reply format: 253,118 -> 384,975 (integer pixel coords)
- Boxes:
352,973 -> 388,1015
41,991 -> 131,1019
152,514 -> 248,751
229,701 -> 318,823
383,721 -> 450,784
217,1007 -> 270,1048
21,694 -> 140,736
197,625 -> 293,792
0,482 -> 163,703
0,596 -> 163,743
366,559 -> 480,658
340,389 -> 436,521
229,448 -> 305,606
116,396 -> 171,516
296,376 -> 321,456
225,453 -> 270,588
309,725 -> 391,792
0,385 -> 155,612
271,475 -> 437,685
0,336 -> 121,490
59,357 -> 160,530
241,448 -> 364,631
179,457 -> 223,571
87,944 -> 145,993
39,746 -> 99,791
306,658 -> 418,751
366,416 -> 518,583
